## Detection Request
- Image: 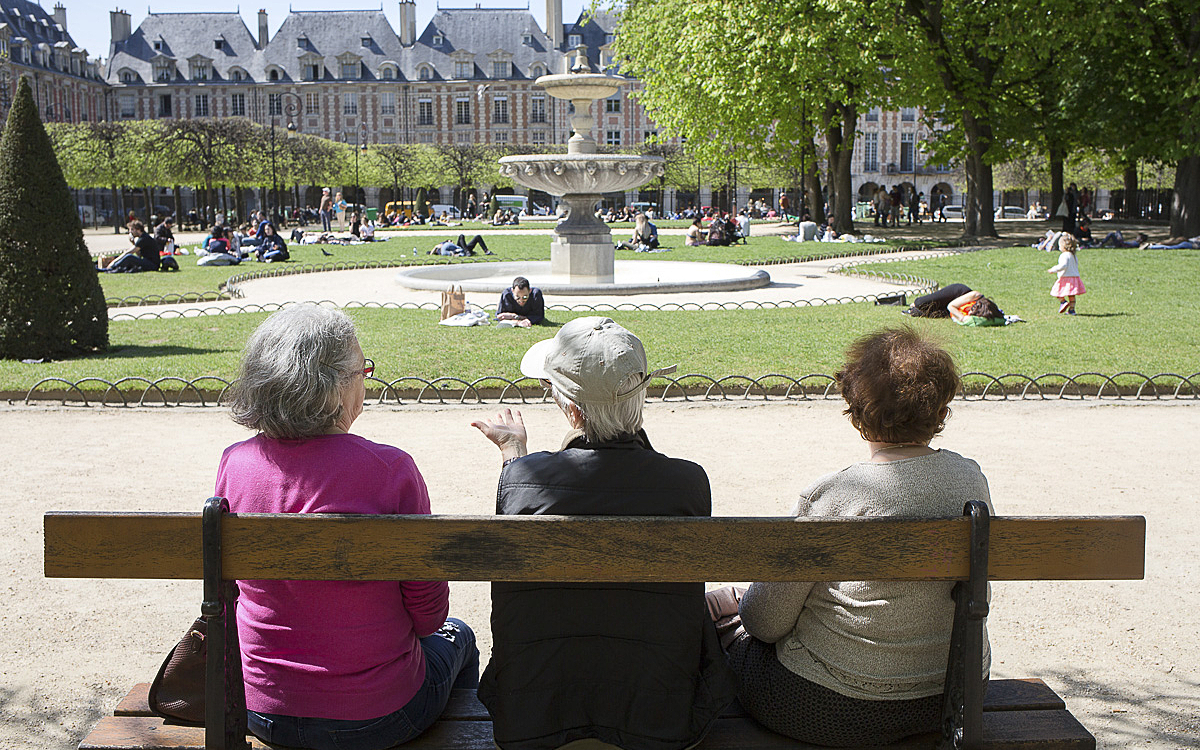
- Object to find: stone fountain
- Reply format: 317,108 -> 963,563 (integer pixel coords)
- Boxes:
394,49 -> 770,296
496,49 -> 664,283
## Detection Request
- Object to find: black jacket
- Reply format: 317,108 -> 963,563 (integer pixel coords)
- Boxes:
478,430 -> 735,750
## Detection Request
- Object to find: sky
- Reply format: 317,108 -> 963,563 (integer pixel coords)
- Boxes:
54,0 -> 590,63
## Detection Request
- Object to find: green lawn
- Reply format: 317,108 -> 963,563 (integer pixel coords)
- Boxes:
7,245 -> 1198,396
97,232 -> 917,305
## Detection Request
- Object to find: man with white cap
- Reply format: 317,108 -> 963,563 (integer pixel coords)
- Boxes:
471,317 -> 734,750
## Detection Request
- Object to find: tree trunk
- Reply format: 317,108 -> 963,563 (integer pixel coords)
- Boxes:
143,186 -> 153,222
1122,164 -> 1138,219
1048,146 -> 1065,219
805,163 -> 825,224
1171,154 -> 1200,237
964,152 -> 980,237
234,185 -> 245,227
173,185 -> 182,222
822,101 -> 857,233
962,116 -> 997,237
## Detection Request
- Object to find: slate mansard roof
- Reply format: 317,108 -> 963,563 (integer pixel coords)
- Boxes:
1,0 -> 97,75
104,7 -> 569,86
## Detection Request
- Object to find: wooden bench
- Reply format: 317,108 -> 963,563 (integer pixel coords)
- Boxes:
45,499 -> 1145,750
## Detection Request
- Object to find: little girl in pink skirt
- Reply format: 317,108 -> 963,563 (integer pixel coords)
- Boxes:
1047,233 -> 1086,315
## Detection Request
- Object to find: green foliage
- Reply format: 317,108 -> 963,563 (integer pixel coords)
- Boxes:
0,79 -> 108,360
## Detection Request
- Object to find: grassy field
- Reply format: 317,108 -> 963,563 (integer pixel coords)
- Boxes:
96,232 -> 917,304
7,244 -> 1198,395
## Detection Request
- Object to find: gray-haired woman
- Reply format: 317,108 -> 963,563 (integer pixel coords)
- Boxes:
219,305 -> 478,750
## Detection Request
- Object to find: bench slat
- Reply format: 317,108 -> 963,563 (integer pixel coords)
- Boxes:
112,679 -> 1068,721
80,712 -> 1094,750
45,513 -> 1146,582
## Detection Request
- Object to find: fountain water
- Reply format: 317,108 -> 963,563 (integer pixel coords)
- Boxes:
395,48 -> 769,296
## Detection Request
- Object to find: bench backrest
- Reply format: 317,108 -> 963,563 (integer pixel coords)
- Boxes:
45,512 -> 1146,582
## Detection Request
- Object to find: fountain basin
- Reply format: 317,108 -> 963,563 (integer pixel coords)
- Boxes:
535,73 -> 623,101
498,154 -> 665,196
395,261 -> 771,296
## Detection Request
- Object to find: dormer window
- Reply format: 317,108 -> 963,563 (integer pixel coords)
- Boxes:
381,65 -> 396,80
492,60 -> 509,78
119,69 -> 136,83
417,64 -> 433,80
190,61 -> 211,81
153,39 -> 163,51
297,35 -> 307,49
303,62 -> 321,81
521,33 -> 532,46
229,67 -> 248,81
361,36 -> 371,47
153,60 -> 173,81
432,34 -> 443,46
568,34 -> 581,48
605,34 -> 614,44
269,68 -> 280,80
454,59 -> 472,78
341,61 -> 360,79
213,38 -> 224,51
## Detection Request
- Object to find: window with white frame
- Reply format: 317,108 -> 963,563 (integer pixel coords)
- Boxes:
268,93 -> 283,117
494,131 -> 508,143
530,64 -> 546,78
492,96 -> 509,124
530,95 -> 546,123
381,66 -> 396,80
455,97 -> 470,124
305,92 -> 319,115
343,93 -> 358,115
158,94 -> 172,117
302,62 -> 321,81
432,34 -> 443,46
900,132 -> 915,171
418,98 -> 434,125
605,130 -> 621,146
341,61 -> 360,79
492,60 -> 509,78
119,69 -> 136,83
605,94 -> 620,113
194,94 -> 209,117
119,95 -> 135,118
865,107 -> 880,122
229,67 -> 247,81
454,59 -> 472,78
456,131 -> 472,143
531,130 -> 546,145
521,33 -> 532,46
901,107 -> 916,122
230,92 -> 245,116
419,131 -> 435,143
418,65 -> 433,80
863,132 -> 878,172
568,34 -> 582,47
190,60 -> 211,81
380,91 -> 396,115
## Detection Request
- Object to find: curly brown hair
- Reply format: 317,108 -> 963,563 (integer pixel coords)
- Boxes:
836,326 -> 960,443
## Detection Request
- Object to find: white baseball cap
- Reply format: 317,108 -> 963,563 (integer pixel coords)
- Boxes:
520,317 -> 676,405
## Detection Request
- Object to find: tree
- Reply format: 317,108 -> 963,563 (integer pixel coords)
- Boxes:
612,0 -> 891,232
46,121 -> 139,233
0,78 -> 107,359
435,144 -> 495,213
161,117 -> 257,228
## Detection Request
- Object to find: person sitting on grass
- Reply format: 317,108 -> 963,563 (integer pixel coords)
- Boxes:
495,276 -> 544,327
685,217 -> 706,246
256,222 -> 290,263
103,221 -> 162,273
615,213 -> 659,252
154,217 -> 176,255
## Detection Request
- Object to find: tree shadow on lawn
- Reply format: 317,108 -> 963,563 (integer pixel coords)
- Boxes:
102,344 -> 225,359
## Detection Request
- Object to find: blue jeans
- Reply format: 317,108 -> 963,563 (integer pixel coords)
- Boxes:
247,618 -> 479,750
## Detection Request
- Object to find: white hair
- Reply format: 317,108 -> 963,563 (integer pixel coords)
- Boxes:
229,305 -> 359,439
551,371 -> 645,443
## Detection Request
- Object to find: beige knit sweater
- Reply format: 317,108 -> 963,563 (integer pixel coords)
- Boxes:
739,449 -> 993,701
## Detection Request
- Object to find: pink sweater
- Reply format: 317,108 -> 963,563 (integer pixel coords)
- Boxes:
215,433 -> 449,720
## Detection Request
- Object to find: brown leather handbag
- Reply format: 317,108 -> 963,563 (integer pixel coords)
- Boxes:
147,616 -> 207,725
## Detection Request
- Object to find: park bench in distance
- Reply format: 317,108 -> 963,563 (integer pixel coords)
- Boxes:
44,498 -> 1145,750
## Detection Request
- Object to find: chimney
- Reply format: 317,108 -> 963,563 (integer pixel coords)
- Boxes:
52,3 -> 67,32
257,9 -> 269,49
398,0 -> 416,46
109,9 -> 132,44
545,0 -> 562,50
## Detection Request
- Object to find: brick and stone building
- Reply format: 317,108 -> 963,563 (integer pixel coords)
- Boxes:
0,0 -> 106,125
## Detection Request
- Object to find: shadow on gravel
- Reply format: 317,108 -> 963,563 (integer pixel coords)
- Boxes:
1044,669 -> 1200,747
0,682 -> 112,750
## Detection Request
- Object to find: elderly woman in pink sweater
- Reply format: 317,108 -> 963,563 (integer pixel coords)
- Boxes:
218,305 -> 477,750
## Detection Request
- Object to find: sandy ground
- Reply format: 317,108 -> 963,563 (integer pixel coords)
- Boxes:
3,399 -> 1197,749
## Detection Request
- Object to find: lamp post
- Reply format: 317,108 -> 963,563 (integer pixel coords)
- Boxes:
269,92 -> 302,223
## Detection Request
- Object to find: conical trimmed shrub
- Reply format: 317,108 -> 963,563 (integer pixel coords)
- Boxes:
0,77 -> 108,359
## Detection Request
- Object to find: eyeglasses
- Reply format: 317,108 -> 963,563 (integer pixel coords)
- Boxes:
514,294 -> 530,301
361,358 -> 375,378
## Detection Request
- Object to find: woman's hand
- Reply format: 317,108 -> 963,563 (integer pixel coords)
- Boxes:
496,312 -> 517,320
471,408 -> 529,464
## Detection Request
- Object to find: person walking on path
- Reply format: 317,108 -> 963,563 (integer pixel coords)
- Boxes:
1047,233 -> 1086,315
778,192 -> 791,222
